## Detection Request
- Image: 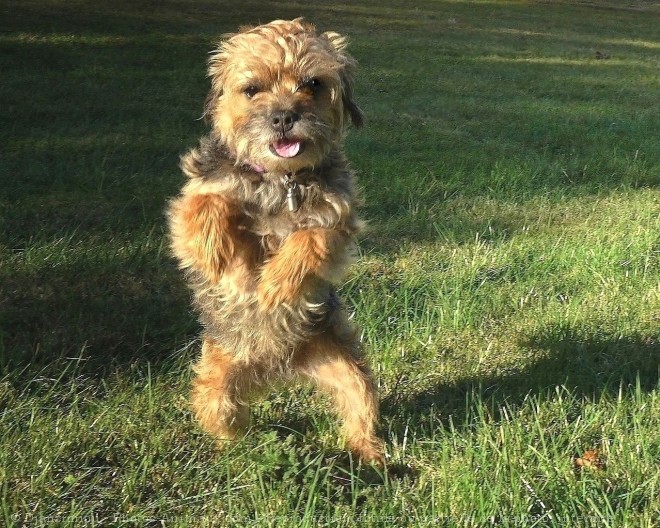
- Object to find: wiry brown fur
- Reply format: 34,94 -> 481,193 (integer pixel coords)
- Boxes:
167,19 -> 383,464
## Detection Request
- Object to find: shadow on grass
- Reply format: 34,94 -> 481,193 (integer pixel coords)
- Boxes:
0,257 -> 196,379
382,326 -> 660,440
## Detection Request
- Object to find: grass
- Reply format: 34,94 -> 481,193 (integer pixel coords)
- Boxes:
1,0 -> 659,525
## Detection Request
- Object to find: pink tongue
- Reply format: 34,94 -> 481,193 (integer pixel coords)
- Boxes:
274,140 -> 301,158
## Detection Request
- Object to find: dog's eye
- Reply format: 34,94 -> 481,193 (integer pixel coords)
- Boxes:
243,85 -> 260,99
299,78 -> 323,94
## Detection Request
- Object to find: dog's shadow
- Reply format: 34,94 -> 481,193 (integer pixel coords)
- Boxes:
250,401 -> 418,487
251,422 -> 418,502
381,326 -> 660,442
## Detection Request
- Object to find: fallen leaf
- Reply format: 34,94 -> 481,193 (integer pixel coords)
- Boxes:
573,449 -> 606,473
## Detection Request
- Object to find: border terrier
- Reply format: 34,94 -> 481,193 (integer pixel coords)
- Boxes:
167,18 -> 383,464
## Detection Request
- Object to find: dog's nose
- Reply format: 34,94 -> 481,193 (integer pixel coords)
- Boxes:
270,110 -> 299,134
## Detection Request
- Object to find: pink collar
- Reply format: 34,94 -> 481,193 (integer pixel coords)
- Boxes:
248,162 -> 265,174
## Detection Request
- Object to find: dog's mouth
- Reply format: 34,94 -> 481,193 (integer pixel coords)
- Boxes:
270,139 -> 304,158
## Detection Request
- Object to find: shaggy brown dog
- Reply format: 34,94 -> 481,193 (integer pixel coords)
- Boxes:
167,18 -> 383,465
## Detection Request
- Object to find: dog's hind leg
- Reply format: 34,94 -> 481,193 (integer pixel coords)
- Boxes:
191,338 -> 251,443
294,330 -> 384,466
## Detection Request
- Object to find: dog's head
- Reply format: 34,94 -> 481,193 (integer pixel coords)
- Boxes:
204,18 -> 363,174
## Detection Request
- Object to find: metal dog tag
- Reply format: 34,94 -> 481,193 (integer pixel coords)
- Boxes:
286,185 -> 299,212
284,174 -> 300,212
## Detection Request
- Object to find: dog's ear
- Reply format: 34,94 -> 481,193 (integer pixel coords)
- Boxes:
203,90 -> 218,124
204,40 -> 231,123
322,31 -> 365,129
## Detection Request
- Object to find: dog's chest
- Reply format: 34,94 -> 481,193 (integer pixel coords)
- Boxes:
245,180 -> 325,237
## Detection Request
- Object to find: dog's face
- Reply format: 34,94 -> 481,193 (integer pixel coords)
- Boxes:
205,19 -> 363,174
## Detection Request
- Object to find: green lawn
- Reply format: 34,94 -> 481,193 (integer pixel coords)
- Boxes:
1,0 -> 659,526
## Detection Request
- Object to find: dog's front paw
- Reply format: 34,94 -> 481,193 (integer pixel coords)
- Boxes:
257,269 -> 300,311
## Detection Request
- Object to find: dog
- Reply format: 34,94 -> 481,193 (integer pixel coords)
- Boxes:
167,18 -> 383,465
